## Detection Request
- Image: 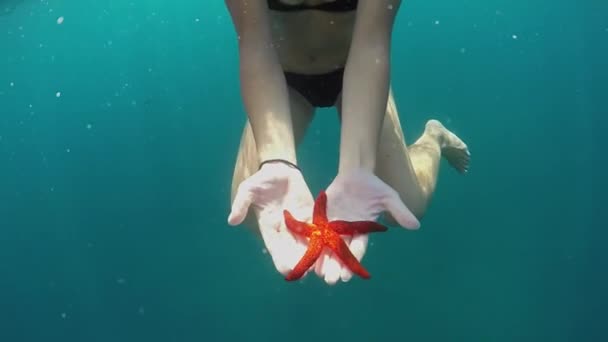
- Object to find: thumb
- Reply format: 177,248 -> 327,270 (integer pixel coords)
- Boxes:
227,184 -> 254,226
383,192 -> 420,230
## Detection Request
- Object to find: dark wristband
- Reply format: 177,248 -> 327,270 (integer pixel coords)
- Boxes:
259,159 -> 301,172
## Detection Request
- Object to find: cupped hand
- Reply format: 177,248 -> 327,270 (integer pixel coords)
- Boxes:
227,161 -> 315,277
314,169 -> 421,284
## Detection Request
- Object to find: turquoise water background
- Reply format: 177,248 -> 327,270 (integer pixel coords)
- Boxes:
1,0 -> 605,341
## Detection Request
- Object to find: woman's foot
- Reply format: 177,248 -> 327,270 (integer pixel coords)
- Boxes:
425,119 -> 471,174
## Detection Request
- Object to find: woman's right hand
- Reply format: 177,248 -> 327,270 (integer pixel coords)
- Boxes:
227,161 -> 315,277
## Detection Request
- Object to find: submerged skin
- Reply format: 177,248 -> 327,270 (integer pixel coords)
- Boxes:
226,0 -> 471,284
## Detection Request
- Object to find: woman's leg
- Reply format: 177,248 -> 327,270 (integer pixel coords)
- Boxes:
336,87 -> 470,220
374,88 -> 471,220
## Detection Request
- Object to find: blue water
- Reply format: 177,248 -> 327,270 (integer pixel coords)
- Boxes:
1,0 -> 605,341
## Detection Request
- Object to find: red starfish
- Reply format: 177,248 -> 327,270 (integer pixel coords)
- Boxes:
283,190 -> 388,281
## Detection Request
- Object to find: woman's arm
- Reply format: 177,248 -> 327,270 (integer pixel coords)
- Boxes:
338,0 -> 402,173
225,0 -> 297,165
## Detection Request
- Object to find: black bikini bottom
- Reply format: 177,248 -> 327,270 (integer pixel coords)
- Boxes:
284,68 -> 344,108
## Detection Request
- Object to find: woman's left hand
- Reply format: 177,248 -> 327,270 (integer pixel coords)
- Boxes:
314,169 -> 421,284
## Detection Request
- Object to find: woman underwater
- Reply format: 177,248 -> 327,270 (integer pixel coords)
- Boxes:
225,0 -> 470,285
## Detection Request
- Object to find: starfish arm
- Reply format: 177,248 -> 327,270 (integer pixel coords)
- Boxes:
326,235 -> 371,279
329,220 -> 388,235
285,236 -> 324,281
312,191 -> 328,225
283,210 -> 312,238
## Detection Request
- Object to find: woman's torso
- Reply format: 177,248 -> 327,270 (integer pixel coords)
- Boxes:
267,0 -> 357,75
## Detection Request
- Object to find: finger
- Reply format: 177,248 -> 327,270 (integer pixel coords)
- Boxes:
258,228 -> 284,274
384,192 -> 421,230
269,227 -> 311,278
339,236 -> 353,282
349,234 -> 368,261
340,235 -> 356,282
340,267 -> 353,282
322,252 -> 341,285
227,183 -> 254,226
259,227 -> 294,276
280,222 -> 310,275
314,251 -> 328,278
291,235 -> 309,270
279,231 -> 307,274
